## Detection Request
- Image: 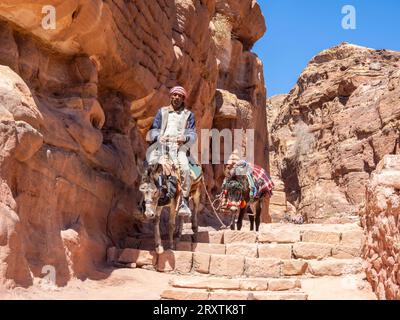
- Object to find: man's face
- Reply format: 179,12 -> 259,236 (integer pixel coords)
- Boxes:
170,92 -> 185,108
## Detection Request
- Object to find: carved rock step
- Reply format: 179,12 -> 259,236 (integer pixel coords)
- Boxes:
109,247 -> 364,278
161,288 -> 308,300
127,223 -> 363,243
125,223 -> 364,254
114,237 -> 362,264
307,258 -> 364,276
170,276 -> 302,291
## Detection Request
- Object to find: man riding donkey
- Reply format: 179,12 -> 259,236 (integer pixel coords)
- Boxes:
146,86 -> 196,216
140,86 -> 203,253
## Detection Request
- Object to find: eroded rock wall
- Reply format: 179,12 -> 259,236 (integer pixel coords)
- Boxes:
0,0 -> 267,287
362,155 -> 400,300
267,94 -> 293,222
270,43 -> 400,223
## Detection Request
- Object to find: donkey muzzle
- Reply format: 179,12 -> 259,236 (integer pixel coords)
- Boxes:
144,210 -> 156,220
230,206 -> 239,213
144,201 -> 156,219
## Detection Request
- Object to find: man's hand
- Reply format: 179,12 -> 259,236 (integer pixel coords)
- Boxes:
176,135 -> 186,144
159,135 -> 186,145
159,135 -> 169,143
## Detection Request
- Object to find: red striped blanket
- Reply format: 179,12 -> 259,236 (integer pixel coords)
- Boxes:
250,164 -> 274,197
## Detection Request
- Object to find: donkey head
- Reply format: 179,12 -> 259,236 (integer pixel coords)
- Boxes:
223,173 -> 249,214
139,164 -> 163,220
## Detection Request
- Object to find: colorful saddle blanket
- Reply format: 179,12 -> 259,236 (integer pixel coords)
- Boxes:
233,161 -> 274,201
250,164 -> 274,198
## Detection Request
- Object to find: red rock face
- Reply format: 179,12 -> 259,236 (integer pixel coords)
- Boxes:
361,155 -> 400,300
0,1 -> 268,287
267,95 -> 291,222
270,43 -> 400,223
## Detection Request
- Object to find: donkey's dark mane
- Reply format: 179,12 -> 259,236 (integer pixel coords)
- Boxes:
227,174 -> 250,190
142,163 -> 163,183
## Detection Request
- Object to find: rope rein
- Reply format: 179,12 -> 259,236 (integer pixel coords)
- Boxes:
201,178 -> 230,229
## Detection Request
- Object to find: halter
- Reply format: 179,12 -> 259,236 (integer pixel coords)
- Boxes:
223,179 -> 247,209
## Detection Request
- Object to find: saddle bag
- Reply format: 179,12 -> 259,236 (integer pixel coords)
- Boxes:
157,175 -> 178,206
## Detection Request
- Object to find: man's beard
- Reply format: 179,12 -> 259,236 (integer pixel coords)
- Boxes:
171,99 -> 183,108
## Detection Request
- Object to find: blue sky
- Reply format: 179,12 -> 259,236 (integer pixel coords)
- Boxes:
253,0 -> 400,96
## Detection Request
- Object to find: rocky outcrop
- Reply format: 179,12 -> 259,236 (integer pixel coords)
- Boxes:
0,1 -> 267,287
209,1 -> 268,191
267,95 -> 293,222
362,155 -> 400,300
270,43 -> 400,223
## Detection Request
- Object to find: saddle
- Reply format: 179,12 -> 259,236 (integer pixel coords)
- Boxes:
156,155 -> 178,206
156,155 -> 202,206
159,155 -> 202,181
188,156 -> 203,182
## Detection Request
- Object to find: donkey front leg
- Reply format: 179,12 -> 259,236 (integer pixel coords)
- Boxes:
248,205 -> 255,231
230,214 -> 236,230
175,215 -> 184,241
191,190 -> 200,242
168,204 -> 177,250
154,212 -> 163,254
255,201 -> 262,232
237,208 -> 246,231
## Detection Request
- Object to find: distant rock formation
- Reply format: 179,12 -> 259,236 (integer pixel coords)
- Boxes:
269,43 -> 400,223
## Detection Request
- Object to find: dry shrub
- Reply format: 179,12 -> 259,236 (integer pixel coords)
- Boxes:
291,121 -> 315,164
212,14 -> 232,44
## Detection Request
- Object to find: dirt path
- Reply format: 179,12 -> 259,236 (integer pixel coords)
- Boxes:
0,268 -> 173,300
0,268 -> 375,300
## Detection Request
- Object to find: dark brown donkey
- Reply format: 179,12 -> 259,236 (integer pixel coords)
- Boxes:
221,172 -> 265,232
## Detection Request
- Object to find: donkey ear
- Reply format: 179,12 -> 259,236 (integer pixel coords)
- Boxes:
157,164 -> 165,176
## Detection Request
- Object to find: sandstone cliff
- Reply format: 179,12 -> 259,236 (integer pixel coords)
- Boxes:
362,155 -> 400,300
0,0 -> 267,287
269,43 -> 400,223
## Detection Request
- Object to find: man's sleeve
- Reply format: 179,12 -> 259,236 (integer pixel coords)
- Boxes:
184,111 -> 197,144
147,109 -> 162,143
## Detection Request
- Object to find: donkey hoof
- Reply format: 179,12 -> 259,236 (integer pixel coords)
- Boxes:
156,245 -> 164,255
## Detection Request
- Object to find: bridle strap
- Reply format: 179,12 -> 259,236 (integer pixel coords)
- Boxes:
157,175 -> 163,190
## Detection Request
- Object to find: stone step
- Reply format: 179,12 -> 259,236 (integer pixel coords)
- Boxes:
161,288 -> 308,300
109,247 -> 364,278
124,224 -> 364,259
116,237 -> 362,264
170,276 -> 301,291
307,258 -> 364,276
126,223 -> 363,246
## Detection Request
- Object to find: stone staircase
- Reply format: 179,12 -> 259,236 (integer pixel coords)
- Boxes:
107,222 -> 372,300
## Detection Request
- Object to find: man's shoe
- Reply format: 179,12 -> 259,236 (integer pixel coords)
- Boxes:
178,197 -> 192,217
